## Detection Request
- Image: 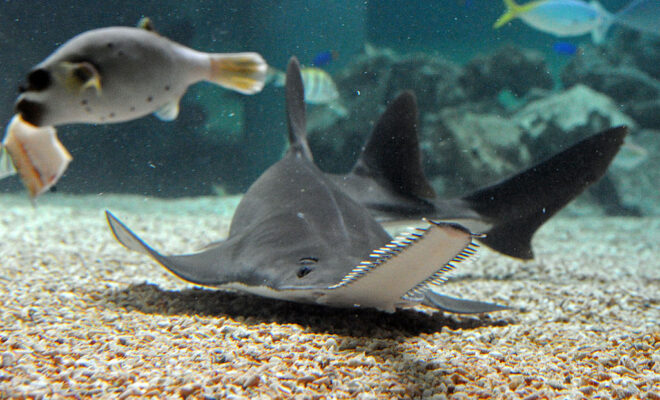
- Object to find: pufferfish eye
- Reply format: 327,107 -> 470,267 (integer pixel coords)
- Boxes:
27,68 -> 52,91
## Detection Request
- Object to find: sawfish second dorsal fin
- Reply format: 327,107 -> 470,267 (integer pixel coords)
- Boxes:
285,57 -> 313,161
352,91 -> 436,199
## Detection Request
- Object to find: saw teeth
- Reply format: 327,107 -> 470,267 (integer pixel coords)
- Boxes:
403,241 -> 480,299
329,222 -> 479,291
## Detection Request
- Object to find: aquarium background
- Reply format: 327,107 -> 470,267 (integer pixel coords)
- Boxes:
0,0 -> 657,215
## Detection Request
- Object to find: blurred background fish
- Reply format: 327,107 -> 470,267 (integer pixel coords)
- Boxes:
495,0 -> 660,43
312,50 -> 339,67
269,67 -> 347,116
614,0 -> 660,36
494,0 -> 613,43
552,41 -> 582,56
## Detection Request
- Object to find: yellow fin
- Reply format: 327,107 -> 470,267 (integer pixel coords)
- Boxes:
137,16 -> 156,32
494,0 -> 544,29
208,52 -> 268,95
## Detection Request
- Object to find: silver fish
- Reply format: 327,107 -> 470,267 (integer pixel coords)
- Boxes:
14,21 -> 267,127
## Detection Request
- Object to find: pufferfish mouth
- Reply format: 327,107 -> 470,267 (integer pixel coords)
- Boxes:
14,98 -> 45,127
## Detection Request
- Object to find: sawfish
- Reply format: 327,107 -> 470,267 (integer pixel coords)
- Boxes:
329,92 -> 628,260
106,57 -> 504,314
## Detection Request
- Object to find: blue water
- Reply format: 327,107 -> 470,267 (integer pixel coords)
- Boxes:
0,0 -> 656,215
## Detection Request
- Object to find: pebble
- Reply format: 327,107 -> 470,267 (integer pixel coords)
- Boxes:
1,352 -> 15,367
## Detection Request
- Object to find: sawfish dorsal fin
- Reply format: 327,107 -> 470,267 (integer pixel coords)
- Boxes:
285,57 -> 313,160
352,91 -> 435,199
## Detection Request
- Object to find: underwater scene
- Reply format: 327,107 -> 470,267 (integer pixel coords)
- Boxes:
0,0 -> 658,398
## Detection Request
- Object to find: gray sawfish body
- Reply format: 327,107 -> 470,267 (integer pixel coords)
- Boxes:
107,58 -> 504,314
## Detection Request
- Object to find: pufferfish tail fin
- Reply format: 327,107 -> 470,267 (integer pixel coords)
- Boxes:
208,52 -> 268,95
494,0 -> 541,28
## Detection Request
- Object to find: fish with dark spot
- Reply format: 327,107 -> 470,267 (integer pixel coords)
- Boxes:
14,19 -> 267,126
2,18 -> 268,199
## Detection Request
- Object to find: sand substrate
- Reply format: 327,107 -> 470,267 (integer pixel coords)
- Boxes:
0,193 -> 658,399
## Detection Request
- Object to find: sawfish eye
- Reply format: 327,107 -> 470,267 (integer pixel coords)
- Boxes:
27,69 -> 52,91
297,257 -> 318,278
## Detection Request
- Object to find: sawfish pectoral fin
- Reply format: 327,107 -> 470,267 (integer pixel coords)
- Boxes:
105,211 -> 229,287
423,288 -> 509,314
106,211 -> 153,256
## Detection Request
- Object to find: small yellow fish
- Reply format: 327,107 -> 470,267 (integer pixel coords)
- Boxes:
0,115 -> 72,199
14,20 -> 268,127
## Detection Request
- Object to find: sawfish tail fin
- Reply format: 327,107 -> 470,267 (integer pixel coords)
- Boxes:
352,91 -> 436,199
208,52 -> 268,95
285,57 -> 313,160
462,126 -> 628,260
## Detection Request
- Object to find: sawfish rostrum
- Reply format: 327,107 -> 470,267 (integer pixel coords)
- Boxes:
106,58 -> 505,314
331,92 -> 628,260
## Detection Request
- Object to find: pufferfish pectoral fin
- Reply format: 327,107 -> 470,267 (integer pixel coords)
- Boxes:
105,211 -> 230,287
154,100 -> 180,121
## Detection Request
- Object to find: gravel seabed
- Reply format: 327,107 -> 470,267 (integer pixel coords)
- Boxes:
0,193 -> 658,399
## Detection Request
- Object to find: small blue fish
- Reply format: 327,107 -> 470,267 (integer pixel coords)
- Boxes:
494,0 -> 613,43
552,41 -> 580,55
312,50 -> 338,67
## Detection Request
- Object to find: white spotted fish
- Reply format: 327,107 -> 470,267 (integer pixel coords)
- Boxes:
3,19 -> 267,199
14,20 -> 267,126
